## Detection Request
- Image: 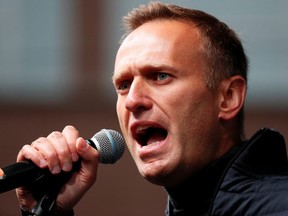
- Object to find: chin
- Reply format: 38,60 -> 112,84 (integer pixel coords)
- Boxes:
140,163 -> 192,187
137,155 -> 178,183
144,175 -> 181,187
143,174 -> 168,186
139,166 -> 176,186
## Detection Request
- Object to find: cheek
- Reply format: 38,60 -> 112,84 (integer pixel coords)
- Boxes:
116,98 -> 136,153
116,97 -> 126,123
169,89 -> 218,148
116,100 -> 122,123
116,99 -> 129,145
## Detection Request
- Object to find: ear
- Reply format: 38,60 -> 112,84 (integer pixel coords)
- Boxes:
218,75 -> 246,121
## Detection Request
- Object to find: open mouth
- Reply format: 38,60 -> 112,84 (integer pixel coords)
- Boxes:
134,126 -> 168,147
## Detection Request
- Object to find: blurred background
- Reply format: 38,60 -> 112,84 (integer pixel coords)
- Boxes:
0,0 -> 287,215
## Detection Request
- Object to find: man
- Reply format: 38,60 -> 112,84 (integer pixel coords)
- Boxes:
17,2 -> 288,216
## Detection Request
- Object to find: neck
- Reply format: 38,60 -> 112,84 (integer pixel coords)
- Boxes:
164,144 -> 241,215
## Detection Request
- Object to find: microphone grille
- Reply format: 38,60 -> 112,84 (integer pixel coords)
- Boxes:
93,129 -> 125,164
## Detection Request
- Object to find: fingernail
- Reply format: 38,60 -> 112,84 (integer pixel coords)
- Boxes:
79,141 -> 89,150
40,159 -> 48,167
62,162 -> 72,172
72,153 -> 79,162
52,165 -> 61,174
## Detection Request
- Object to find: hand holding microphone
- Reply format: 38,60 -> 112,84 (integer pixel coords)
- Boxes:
8,125 -> 125,215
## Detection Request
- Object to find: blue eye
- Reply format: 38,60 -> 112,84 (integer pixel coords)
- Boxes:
157,73 -> 169,81
118,81 -> 130,91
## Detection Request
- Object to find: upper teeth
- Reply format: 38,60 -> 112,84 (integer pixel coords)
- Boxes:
136,126 -> 150,134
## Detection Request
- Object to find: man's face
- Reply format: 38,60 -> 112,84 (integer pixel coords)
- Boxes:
113,20 -> 223,186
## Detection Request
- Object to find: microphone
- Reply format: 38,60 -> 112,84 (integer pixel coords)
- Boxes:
0,129 -> 125,193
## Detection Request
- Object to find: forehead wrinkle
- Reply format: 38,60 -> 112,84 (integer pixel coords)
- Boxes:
113,62 -> 178,82
113,20 -> 203,84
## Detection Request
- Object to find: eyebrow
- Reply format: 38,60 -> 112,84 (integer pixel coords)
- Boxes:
112,64 -> 178,83
111,72 -> 125,85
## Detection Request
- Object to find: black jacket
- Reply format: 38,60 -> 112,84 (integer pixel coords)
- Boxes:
211,128 -> 288,215
166,128 -> 288,216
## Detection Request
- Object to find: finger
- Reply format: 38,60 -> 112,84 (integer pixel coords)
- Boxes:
16,186 -> 37,211
31,137 -> 61,174
76,137 -> 98,184
47,131 -> 73,172
62,125 -> 80,162
17,144 -> 48,168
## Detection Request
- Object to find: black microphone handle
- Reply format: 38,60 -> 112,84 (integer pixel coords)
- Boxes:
0,139 -> 97,194
0,129 -> 125,194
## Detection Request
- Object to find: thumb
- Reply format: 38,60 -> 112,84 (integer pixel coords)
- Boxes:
76,137 -> 99,184
55,138 -> 98,211
77,137 -> 99,161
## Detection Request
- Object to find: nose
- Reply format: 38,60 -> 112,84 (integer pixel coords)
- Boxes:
125,79 -> 152,114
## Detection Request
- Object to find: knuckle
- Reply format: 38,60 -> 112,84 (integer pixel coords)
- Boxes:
31,137 -> 45,147
63,125 -> 79,136
65,125 -> 76,130
49,131 -> 63,138
20,145 -> 33,160
21,144 -> 31,152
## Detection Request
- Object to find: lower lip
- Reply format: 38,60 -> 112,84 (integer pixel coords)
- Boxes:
137,137 -> 168,160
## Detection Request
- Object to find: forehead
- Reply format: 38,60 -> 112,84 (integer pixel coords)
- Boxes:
113,20 -> 204,78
